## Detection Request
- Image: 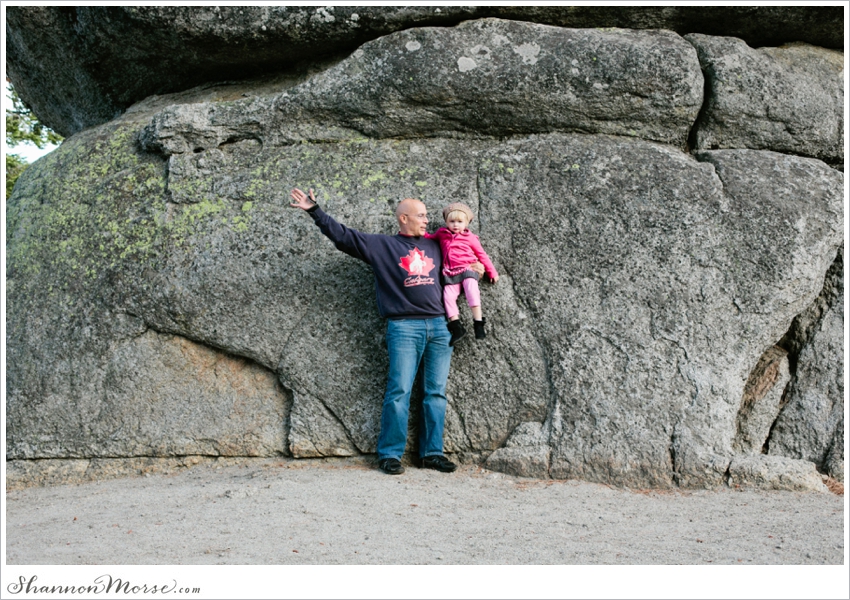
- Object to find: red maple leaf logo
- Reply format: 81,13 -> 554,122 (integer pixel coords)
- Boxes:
398,247 -> 435,277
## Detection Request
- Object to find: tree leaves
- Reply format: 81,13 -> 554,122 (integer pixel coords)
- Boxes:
5,80 -> 64,198
5,82 -> 63,148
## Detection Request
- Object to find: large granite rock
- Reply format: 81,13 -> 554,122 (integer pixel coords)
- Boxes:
5,18 -> 844,489
7,123 -> 842,488
4,6 -> 477,137
769,249 -> 844,481
120,136 -> 554,459
687,35 -> 844,165
7,328 -> 288,459
5,119 -> 291,461
479,141 -> 841,488
293,20 -> 702,145
6,6 -> 842,136
139,20 -> 703,155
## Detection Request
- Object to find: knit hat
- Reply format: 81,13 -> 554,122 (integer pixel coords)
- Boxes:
443,202 -> 474,223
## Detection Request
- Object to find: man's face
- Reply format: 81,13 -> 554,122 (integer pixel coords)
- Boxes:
398,200 -> 428,236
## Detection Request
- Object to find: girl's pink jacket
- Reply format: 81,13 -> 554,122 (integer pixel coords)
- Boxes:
426,227 -> 499,279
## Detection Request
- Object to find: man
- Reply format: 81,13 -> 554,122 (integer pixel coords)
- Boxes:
289,188 -> 483,475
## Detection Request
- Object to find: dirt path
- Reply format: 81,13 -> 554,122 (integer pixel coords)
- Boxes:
4,457 -> 847,597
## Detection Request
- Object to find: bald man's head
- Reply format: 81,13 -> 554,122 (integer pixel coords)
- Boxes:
396,198 -> 428,237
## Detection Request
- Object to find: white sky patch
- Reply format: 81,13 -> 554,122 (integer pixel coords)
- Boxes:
4,82 -> 60,163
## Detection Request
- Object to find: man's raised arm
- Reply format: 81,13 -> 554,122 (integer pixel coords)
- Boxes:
289,187 -> 375,263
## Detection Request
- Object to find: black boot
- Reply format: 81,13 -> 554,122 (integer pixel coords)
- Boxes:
473,318 -> 486,339
447,319 -> 466,346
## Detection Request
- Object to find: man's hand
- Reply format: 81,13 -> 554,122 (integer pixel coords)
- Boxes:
290,188 -> 317,210
469,262 -> 485,277
469,262 -> 498,283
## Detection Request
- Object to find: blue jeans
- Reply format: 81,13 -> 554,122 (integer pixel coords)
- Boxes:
376,317 -> 454,460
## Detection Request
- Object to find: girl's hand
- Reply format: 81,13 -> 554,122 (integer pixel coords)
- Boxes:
491,275 -> 499,284
290,188 -> 317,210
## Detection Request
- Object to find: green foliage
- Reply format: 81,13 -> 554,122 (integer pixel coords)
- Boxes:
5,80 -> 63,198
6,153 -> 28,198
5,83 -> 63,148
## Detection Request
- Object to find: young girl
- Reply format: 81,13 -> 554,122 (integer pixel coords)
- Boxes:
427,202 -> 499,345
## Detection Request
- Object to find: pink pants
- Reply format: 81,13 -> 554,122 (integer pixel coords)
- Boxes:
443,278 -> 481,319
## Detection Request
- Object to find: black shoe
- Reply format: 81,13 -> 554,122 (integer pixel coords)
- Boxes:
421,455 -> 457,473
379,458 -> 405,475
447,320 -> 466,346
473,318 -> 486,339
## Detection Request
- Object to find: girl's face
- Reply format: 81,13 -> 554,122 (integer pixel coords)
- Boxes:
446,213 -> 469,234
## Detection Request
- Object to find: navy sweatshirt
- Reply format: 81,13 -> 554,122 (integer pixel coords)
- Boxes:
308,205 -> 445,319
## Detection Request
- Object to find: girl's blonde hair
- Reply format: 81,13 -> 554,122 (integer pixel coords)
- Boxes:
442,202 -> 474,223
445,209 -> 470,223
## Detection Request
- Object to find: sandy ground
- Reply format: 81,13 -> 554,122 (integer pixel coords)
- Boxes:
4,457 -> 848,599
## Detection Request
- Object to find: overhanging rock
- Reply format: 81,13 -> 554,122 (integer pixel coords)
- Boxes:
7,6 -> 842,136
139,20 -> 704,157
